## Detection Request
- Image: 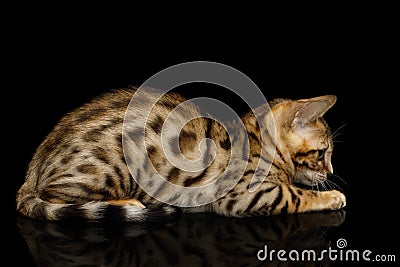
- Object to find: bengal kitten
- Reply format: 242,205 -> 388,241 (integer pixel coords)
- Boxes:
16,87 -> 346,222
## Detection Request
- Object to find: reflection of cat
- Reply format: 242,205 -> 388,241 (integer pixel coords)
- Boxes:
18,210 -> 345,266
17,88 -> 345,221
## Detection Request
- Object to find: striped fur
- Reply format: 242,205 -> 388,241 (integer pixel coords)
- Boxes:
16,87 -> 345,221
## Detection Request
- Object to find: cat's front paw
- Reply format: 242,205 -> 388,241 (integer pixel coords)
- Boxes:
326,190 -> 346,210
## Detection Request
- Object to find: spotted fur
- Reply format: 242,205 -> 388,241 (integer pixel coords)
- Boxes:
16,87 -> 346,221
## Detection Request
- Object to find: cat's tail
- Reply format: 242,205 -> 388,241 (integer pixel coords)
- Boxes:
16,194 -> 180,222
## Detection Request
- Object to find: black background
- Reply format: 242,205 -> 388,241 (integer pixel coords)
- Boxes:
6,9 -> 399,266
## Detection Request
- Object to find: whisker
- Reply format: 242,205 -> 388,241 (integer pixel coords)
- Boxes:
319,180 -> 330,191
325,180 -> 344,191
332,123 -> 347,139
325,180 -> 334,191
319,181 -> 328,191
327,181 -> 333,191
325,182 -> 332,191
333,140 -> 344,143
331,173 -> 348,186
317,173 -> 332,191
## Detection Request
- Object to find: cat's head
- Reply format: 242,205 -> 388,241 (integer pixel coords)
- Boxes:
273,95 -> 337,186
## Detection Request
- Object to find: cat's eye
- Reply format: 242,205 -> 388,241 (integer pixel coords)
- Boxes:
317,149 -> 326,160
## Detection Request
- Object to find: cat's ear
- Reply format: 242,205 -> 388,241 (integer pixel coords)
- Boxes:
292,95 -> 336,127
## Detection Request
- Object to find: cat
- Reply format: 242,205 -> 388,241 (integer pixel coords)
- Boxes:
16,86 -> 346,222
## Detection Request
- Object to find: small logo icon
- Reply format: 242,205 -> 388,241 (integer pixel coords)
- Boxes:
336,238 -> 348,249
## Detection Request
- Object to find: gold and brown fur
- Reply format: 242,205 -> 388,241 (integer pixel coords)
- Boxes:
16,87 -> 345,222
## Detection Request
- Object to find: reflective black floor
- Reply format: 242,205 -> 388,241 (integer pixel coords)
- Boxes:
16,211 -> 348,266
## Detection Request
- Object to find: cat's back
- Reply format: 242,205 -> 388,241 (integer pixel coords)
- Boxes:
34,90 -> 132,163
21,87 -> 189,190
53,88 -> 134,133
